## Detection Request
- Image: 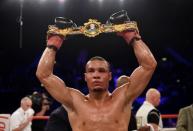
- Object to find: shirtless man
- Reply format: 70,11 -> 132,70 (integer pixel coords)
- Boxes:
36,29 -> 157,131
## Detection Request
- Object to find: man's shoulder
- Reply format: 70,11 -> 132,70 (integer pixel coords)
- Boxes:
11,108 -> 23,120
180,104 -> 193,112
11,108 -> 22,115
148,109 -> 160,117
69,88 -> 85,96
137,101 -> 155,112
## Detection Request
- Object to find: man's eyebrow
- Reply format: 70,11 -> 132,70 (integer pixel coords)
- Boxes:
87,67 -> 94,70
98,67 -> 107,70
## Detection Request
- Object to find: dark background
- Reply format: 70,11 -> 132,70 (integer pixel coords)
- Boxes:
0,0 -> 193,118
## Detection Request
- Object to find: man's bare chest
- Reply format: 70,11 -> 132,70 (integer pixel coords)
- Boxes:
75,99 -> 128,121
68,102 -> 130,131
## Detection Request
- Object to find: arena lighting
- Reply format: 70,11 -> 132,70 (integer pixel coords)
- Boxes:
98,0 -> 103,3
176,79 -> 180,83
16,0 -> 66,3
58,0 -> 65,3
162,57 -> 167,61
39,0 -> 65,4
39,0 -> 46,3
18,0 -> 24,48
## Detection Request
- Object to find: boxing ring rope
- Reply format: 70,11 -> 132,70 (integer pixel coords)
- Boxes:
161,114 -> 178,119
0,116 -> 10,119
32,114 -> 178,120
33,116 -> 49,120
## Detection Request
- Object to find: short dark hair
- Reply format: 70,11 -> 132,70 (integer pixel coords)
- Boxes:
86,56 -> 111,71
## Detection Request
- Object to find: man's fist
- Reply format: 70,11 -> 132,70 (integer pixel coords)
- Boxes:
47,35 -> 64,51
117,30 -> 141,44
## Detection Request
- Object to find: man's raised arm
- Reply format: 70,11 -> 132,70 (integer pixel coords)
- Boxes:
118,30 -> 157,101
36,36 -> 73,109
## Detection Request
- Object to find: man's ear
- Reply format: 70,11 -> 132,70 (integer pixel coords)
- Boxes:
109,72 -> 112,81
84,73 -> 87,82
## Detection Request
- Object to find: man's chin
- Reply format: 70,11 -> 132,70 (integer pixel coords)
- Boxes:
92,87 -> 105,92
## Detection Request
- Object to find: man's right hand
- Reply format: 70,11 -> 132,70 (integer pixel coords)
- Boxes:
26,116 -> 33,122
46,17 -> 77,51
47,35 -> 64,51
117,30 -> 141,45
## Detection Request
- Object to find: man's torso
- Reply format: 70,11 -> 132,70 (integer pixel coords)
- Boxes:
67,87 -> 132,131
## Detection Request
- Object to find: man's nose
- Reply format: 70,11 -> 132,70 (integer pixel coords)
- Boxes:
93,71 -> 100,79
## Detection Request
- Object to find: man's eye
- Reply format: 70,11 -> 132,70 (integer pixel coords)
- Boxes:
98,69 -> 107,73
87,69 -> 94,72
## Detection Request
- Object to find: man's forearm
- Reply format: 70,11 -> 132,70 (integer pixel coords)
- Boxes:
131,39 -> 157,69
118,30 -> 157,69
36,35 -> 64,79
36,48 -> 56,79
12,121 -> 30,131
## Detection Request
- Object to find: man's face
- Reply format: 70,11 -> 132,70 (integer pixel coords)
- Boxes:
85,60 -> 112,92
22,100 -> 32,111
154,93 -> 161,107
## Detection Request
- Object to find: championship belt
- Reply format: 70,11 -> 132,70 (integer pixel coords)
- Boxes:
47,10 -> 139,38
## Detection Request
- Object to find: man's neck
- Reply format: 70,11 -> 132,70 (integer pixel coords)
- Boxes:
88,90 -> 111,106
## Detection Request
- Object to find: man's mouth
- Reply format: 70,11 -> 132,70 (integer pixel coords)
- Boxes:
93,81 -> 101,85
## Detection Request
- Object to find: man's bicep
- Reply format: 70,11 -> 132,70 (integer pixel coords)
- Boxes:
40,75 -> 74,109
128,66 -> 154,100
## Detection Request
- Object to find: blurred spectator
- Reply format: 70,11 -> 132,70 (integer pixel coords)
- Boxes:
176,104 -> 193,131
136,88 -> 163,131
45,105 -> 72,131
29,92 -> 52,131
10,96 -> 34,131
